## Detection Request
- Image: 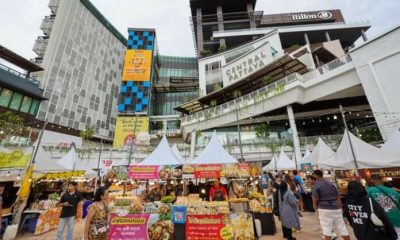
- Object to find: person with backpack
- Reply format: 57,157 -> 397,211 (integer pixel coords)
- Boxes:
367,175 -> 400,239
344,180 -> 397,240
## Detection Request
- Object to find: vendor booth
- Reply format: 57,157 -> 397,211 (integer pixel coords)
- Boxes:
106,133 -> 276,239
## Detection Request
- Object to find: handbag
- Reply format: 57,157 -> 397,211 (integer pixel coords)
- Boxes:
368,198 -> 384,227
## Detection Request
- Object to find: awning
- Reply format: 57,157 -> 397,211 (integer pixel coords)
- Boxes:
174,54 -> 308,114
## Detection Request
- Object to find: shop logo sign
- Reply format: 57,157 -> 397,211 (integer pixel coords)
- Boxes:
292,11 -> 333,21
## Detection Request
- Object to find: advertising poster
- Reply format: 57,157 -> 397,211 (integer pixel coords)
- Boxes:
129,165 -> 159,179
34,207 -> 62,235
122,50 -> 153,81
0,148 -> 32,168
186,214 -> 227,240
113,116 -> 149,149
193,164 -> 223,179
359,167 -> 400,179
172,206 -> 187,224
301,163 -> 313,172
109,213 -> 150,240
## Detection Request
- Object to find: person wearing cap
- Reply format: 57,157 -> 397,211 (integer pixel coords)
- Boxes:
209,178 -> 228,201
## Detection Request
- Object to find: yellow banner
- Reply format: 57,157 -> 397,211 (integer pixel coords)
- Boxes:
122,50 -> 152,81
0,149 -> 31,168
113,116 -> 149,149
44,171 -> 85,180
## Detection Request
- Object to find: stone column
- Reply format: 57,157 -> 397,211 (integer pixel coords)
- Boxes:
361,29 -> 368,42
196,8 -> 204,52
189,130 -> 197,162
304,33 -> 310,45
286,105 -> 302,168
325,31 -> 331,42
217,6 -> 226,47
246,3 -> 256,29
163,120 -> 168,134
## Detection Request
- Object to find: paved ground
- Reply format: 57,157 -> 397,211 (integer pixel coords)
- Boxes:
17,212 -> 354,239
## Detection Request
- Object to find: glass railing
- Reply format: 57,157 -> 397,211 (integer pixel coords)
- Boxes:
0,63 -> 40,85
182,72 -> 303,124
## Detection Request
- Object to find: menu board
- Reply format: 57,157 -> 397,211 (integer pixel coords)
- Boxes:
108,213 -> 150,240
186,214 -> 227,240
128,165 -> 159,179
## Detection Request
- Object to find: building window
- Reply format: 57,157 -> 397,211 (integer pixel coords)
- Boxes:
9,92 -> 23,110
29,99 -> 40,116
0,88 -> 13,107
20,96 -> 33,113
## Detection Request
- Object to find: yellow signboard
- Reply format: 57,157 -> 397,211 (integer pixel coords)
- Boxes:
122,50 -> 153,81
0,149 -> 32,168
113,116 -> 149,149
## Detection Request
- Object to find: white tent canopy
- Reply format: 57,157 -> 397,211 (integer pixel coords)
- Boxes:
301,138 -> 336,167
320,130 -> 400,170
192,131 -> 237,164
302,149 -> 311,161
172,144 -> 185,164
138,135 -> 182,166
381,129 -> 400,157
276,150 -> 296,170
262,154 -> 278,171
57,148 -> 97,176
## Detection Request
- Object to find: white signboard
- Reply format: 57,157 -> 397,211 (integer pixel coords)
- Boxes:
222,42 -> 274,87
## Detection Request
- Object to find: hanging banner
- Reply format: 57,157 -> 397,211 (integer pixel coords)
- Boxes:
359,167 -> 400,179
301,163 -> 313,172
44,171 -> 85,180
172,206 -> 187,224
113,116 -> 149,149
193,164 -> 223,179
0,148 -> 31,168
186,214 -> 226,240
122,50 -> 153,81
129,165 -> 159,179
109,213 -> 150,240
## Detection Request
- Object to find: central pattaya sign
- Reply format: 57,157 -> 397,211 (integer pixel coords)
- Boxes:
222,42 -> 273,87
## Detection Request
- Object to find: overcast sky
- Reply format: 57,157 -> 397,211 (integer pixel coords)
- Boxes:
0,0 -> 399,60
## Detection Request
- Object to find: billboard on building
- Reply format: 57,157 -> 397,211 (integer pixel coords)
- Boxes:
113,116 -> 149,149
122,50 -> 153,81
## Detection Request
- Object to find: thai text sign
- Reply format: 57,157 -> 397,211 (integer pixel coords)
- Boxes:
109,213 -> 150,240
113,116 -> 149,149
129,165 -> 159,179
359,167 -> 400,179
186,214 -> 226,240
0,148 -> 31,168
193,164 -> 223,179
122,50 -> 152,81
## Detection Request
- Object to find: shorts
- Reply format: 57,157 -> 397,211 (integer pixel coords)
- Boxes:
318,209 -> 349,237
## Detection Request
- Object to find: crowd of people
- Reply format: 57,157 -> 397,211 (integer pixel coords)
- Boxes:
266,169 -> 400,240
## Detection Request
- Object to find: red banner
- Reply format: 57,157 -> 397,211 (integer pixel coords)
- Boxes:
186,215 -> 225,240
128,165 -> 159,179
194,164 -> 223,179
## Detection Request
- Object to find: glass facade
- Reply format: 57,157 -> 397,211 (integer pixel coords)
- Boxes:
0,86 -> 40,116
152,55 -> 199,116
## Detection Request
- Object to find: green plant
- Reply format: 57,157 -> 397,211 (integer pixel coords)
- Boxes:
212,83 -> 222,92
359,128 -> 382,143
80,127 -> 95,142
195,130 -> 202,141
262,75 -> 272,85
175,121 -> 181,129
233,90 -> 242,98
210,99 -> 217,107
218,44 -> 226,52
200,49 -> 212,57
255,123 -> 271,139
0,111 -> 26,142
266,140 -> 283,159
155,121 -> 164,130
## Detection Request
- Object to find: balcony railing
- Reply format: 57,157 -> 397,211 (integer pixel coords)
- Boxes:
150,129 -> 181,136
33,37 -> 49,56
48,0 -> 60,14
0,63 -> 40,85
182,72 -> 303,124
182,54 -> 353,126
40,16 -> 55,35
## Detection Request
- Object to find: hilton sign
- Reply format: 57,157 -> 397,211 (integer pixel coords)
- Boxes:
291,11 -> 333,21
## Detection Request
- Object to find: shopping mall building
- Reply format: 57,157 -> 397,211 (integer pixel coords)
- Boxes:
22,0 -> 400,165
174,0 -> 400,162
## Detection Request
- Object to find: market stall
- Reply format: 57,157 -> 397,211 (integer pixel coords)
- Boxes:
105,134 -> 276,239
300,137 -> 335,170
262,150 -> 296,171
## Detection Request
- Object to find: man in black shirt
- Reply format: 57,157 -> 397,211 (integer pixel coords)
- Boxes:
56,182 -> 82,240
